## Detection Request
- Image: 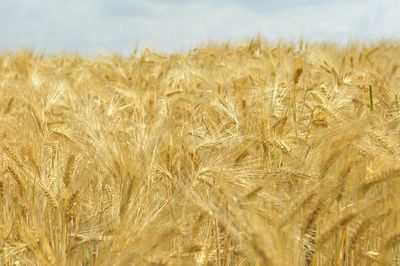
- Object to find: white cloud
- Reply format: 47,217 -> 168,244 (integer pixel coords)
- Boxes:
0,0 -> 399,55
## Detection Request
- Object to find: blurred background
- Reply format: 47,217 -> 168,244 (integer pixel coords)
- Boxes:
1,0 -> 399,55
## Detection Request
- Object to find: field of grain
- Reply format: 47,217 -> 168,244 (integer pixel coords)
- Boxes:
1,40 -> 400,265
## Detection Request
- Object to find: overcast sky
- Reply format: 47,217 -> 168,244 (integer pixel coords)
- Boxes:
1,0 -> 399,55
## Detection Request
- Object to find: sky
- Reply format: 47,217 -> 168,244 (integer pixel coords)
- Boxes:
1,0 -> 399,55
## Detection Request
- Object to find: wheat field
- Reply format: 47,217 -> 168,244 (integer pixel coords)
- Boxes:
1,39 -> 400,265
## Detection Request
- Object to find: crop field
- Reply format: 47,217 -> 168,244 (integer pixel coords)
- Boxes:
1,40 -> 400,265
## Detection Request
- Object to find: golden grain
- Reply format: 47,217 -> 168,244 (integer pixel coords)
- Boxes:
1,41 -> 400,265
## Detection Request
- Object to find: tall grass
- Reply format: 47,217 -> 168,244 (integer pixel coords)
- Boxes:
1,40 -> 400,265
